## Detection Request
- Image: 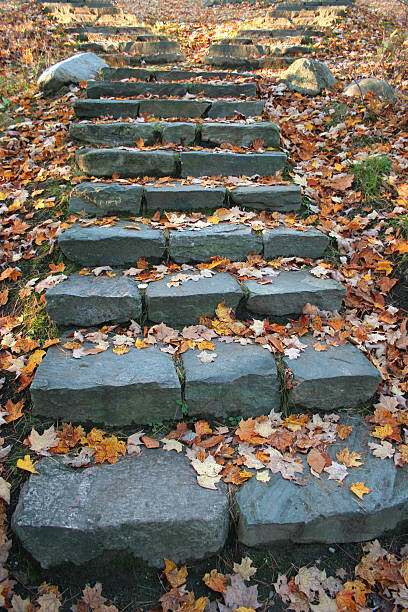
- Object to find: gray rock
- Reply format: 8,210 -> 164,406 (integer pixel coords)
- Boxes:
244,270 -> 346,316
69,182 -> 143,215
59,220 -> 166,265
12,451 -> 229,567
169,224 -> 262,264
236,416 -> 405,548
144,184 -> 226,212
284,334 -> 381,410
343,78 -> 395,101
118,40 -> 180,54
183,340 -> 280,418
161,122 -> 196,145
208,100 -> 264,118
86,80 -> 187,98
201,122 -> 280,148
69,121 -> 159,146
263,225 -> 329,259
188,82 -> 257,98
281,58 -> 335,95
38,52 -> 108,94
31,339 -> 181,426
138,99 -> 211,118
208,43 -> 267,58
180,151 -> 286,178
74,99 -> 140,119
228,184 -> 301,211
45,272 -> 142,326
146,272 -> 243,328
76,148 -> 177,178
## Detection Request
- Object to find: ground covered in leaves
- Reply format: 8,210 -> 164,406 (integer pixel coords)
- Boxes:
1,0 -> 408,610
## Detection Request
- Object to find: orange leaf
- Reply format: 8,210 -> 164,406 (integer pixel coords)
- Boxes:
142,435 -> 160,448
350,482 -> 371,499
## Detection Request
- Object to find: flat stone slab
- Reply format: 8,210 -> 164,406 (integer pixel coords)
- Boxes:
206,56 -> 293,70
180,151 -> 286,177
118,40 -> 180,54
144,184 -> 226,212
229,184 -> 301,211
146,272 -> 243,328
236,416 -> 404,548
201,122 -> 280,148
209,43 -> 268,58
138,99 -> 211,118
169,224 -> 262,264
31,340 -> 181,425
70,121 -> 159,146
183,340 -> 280,418
74,99 -> 140,119
99,67 -> 251,81
69,182 -> 143,215
208,100 -> 264,118
263,225 -> 329,259
237,28 -> 323,38
244,270 -> 346,317
12,451 -> 229,568
76,148 -> 177,178
86,80 -> 187,98
284,334 -> 381,410
67,26 -> 153,34
59,221 -> 166,265
101,53 -> 185,67
161,122 -> 196,145
45,272 -> 142,326
187,82 -> 257,97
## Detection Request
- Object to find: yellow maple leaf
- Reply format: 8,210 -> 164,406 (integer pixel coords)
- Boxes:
371,424 -> 393,440
113,344 -> 130,355
22,349 -> 46,376
135,338 -> 149,349
17,455 -> 39,474
197,340 -> 215,351
337,447 -> 363,467
4,399 -> 24,423
350,482 -> 371,499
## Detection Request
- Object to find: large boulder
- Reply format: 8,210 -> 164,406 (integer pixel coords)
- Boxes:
281,58 -> 335,95
38,53 -> 108,95
343,78 -> 395,101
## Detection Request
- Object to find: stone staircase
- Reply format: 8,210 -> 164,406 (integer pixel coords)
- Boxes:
12,0 -> 407,578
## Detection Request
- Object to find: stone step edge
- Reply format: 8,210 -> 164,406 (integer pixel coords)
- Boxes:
98,67 -> 258,81
85,80 -> 258,99
99,53 -> 186,66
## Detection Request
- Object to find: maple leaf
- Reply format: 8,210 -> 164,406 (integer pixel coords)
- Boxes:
350,482 -> 371,499
93,436 -> 126,464
195,420 -> 212,436
336,448 -> 363,467
0,477 -> 11,504
163,559 -> 188,588
233,557 -> 257,582
368,440 -> 395,459
197,350 -> 217,363
371,424 -> 393,440
161,438 -> 183,453
28,426 -> 59,454
203,569 -> 227,594
21,349 -> 45,376
159,587 -> 189,612
224,574 -> 260,610
4,398 -> 24,423
310,591 -> 337,612
17,455 -> 38,474
324,461 -> 348,482
191,455 -> 223,489
61,447 -> 95,468
337,424 -> 353,440
268,429 -> 294,452
10,594 -> 31,612
81,583 -> 106,609
36,592 -> 61,612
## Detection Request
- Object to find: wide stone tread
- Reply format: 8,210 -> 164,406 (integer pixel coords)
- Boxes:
59,221 -> 166,265
45,273 -> 142,326
145,272 -> 243,328
144,184 -> 226,212
184,340 -> 280,418
235,416 -> 402,548
100,53 -> 185,67
69,182 -> 144,215
74,99 -> 140,119
99,67 -> 252,81
209,43 -> 268,58
66,26 -> 153,34
138,99 -> 211,118
86,80 -> 187,98
187,82 -> 257,97
237,28 -> 323,38
229,184 -> 301,211
283,334 -> 381,410
12,451 -> 229,568
201,122 -> 280,148
208,100 -> 264,118
206,56 -> 293,69
161,122 -> 197,145
180,151 -> 286,177
168,224 -> 262,264
70,121 -> 158,146
118,41 -> 180,54
30,339 -> 181,425
76,148 -> 177,178
263,226 -> 329,259
244,270 -> 346,316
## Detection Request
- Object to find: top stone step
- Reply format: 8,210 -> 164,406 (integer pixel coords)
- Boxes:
98,67 -> 254,81
66,26 -> 153,34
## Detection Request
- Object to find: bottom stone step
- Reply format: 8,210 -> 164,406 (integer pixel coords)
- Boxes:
12,451 -> 229,568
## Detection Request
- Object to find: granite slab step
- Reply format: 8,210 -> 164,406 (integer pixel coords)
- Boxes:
45,272 -> 142,326
146,271 -> 243,327
144,183 -> 226,212
70,121 -> 160,146
228,184 -> 301,211
30,337 -> 181,425
59,221 -> 166,265
66,26 -> 153,34
243,269 -> 346,317
206,56 -> 294,70
118,40 -> 180,54
208,43 -> 269,58
237,28 -> 323,38
69,182 -> 144,215
183,340 -> 280,418
207,100 -> 264,118
263,225 -> 329,259
180,151 -> 286,178
99,67 -> 253,81
235,416 -> 403,549
283,334 -> 381,411
12,452 -> 229,569
201,122 -> 280,148
76,148 -> 177,178
100,53 -> 185,67
85,80 -> 257,99
74,99 -> 141,119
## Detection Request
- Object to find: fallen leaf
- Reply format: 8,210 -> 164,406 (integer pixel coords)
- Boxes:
350,482 -> 371,499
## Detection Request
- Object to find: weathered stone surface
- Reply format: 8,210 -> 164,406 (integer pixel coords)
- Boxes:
238,28 -> 323,38
284,334 -> 381,410
118,40 -> 180,54
146,272 -> 243,327
263,225 -> 329,259
144,184 -> 226,211
180,151 -> 286,178
69,182 -> 143,215
76,148 -> 177,178
45,273 -> 142,326
59,221 -> 166,265
161,122 -> 196,145
244,270 -> 346,316
135,53 -> 185,65
13,451 -> 229,569
31,340 -> 181,425
68,26 -> 152,35
201,122 -> 280,148
281,58 -> 335,95
228,185 -> 301,211
99,66 -> 154,80
235,416 -> 405,548
183,340 -> 280,418
208,100 -> 264,118
74,99 -> 140,119
273,44 -> 311,56
169,224 -> 262,264
208,43 -> 267,58
154,69 -> 251,81
69,121 -> 158,146
86,80 -> 187,98
138,99 -> 211,118
187,82 -> 257,98
206,56 -> 292,70
38,52 -> 108,94
343,78 -> 395,101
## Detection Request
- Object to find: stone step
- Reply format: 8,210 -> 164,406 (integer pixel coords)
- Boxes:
44,0 -> 114,7
73,98 -> 264,119
179,151 -> 286,178
66,26 -> 153,34
13,452 -> 229,568
208,43 -> 268,59
85,80 -> 257,99
206,56 -> 294,69
99,67 -> 253,81
118,40 -> 180,54
100,53 -> 185,67
70,120 -> 279,148
237,28 -> 323,38
70,182 -> 301,215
